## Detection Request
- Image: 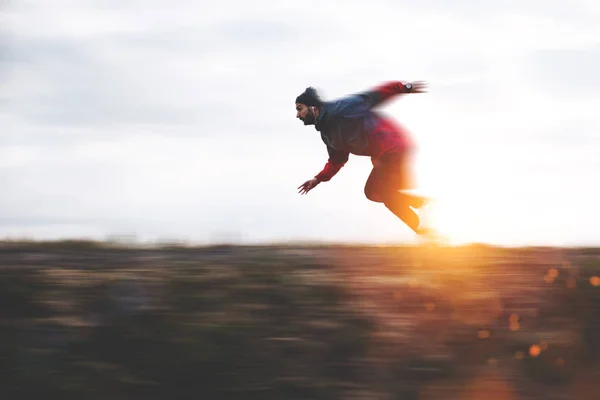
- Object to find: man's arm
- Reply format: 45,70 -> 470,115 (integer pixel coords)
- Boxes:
327,81 -> 426,118
360,81 -> 422,108
315,146 -> 349,182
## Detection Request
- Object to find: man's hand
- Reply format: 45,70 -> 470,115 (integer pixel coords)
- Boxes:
298,178 -> 320,195
407,81 -> 428,93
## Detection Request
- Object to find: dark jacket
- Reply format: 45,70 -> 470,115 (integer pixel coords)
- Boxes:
314,81 -> 416,182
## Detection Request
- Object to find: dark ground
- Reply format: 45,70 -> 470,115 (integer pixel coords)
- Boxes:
1,240 -> 599,399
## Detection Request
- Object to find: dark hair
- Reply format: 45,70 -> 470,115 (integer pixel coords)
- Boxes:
295,87 -> 322,106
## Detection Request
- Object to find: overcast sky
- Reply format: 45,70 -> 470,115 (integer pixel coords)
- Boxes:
1,0 -> 599,246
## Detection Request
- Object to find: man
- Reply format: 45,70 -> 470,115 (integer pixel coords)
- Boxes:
295,81 -> 433,237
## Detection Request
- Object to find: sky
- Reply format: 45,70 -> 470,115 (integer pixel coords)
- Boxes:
1,0 -> 599,246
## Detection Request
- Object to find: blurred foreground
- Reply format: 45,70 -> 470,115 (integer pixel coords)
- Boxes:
1,241 -> 600,399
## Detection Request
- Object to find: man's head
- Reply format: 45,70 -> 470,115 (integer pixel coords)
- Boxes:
295,87 -> 322,125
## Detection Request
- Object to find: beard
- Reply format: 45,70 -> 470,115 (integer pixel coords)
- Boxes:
301,111 -> 315,125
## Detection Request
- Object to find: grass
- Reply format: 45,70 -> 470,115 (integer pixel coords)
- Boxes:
0,241 -> 599,399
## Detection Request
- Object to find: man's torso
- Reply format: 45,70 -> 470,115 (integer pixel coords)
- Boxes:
317,99 -> 414,159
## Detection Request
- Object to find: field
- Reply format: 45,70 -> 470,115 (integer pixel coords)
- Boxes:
1,241 -> 599,399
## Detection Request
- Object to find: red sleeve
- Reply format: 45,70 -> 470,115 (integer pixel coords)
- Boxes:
366,81 -> 411,106
315,159 -> 345,182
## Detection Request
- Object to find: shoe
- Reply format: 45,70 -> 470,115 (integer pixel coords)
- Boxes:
398,193 -> 428,209
417,226 -> 436,237
414,195 -> 432,209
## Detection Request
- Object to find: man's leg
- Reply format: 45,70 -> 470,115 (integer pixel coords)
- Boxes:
384,195 -> 422,234
364,152 -> 425,235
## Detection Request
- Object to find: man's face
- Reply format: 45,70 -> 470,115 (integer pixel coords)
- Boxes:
296,103 -> 315,125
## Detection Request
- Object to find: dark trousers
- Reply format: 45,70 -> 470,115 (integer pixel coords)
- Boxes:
364,150 -> 423,234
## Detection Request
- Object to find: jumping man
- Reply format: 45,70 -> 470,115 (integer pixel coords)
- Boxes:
295,81 -> 433,237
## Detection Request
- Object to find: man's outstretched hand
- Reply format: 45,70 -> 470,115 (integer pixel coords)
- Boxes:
408,81 -> 428,93
298,178 -> 319,195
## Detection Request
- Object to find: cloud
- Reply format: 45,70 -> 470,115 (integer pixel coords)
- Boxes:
1,0 -> 599,245
1,35 -> 204,129
406,0 -> 592,18
525,46 -> 600,96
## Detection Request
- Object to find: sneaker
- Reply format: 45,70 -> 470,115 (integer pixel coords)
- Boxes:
414,195 -> 432,209
401,192 -> 432,209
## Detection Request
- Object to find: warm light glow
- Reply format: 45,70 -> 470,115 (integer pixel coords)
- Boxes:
458,371 -> 518,400
509,313 -> 521,331
411,182 -> 527,246
414,151 -> 513,245
477,329 -> 491,339
416,198 -> 476,245
529,344 -> 542,357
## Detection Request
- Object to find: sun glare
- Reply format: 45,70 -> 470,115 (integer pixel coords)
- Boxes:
414,144 -> 512,246
421,198 -> 479,245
